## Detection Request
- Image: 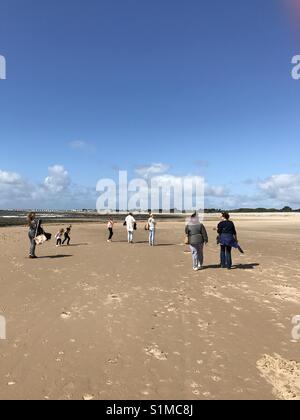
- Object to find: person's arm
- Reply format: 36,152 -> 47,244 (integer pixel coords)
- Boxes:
217,222 -> 222,235
201,225 -> 208,243
185,225 -> 189,236
232,222 -> 237,241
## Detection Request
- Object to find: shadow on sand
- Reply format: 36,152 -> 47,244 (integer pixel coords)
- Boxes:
203,263 -> 260,270
64,243 -> 89,247
38,255 -> 73,259
232,263 -> 260,270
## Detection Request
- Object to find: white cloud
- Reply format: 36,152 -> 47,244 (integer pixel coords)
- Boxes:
205,184 -> 229,197
43,165 -> 71,194
0,165 -> 82,209
0,170 -> 23,185
259,174 -> 300,205
135,163 -> 170,178
69,140 -> 93,151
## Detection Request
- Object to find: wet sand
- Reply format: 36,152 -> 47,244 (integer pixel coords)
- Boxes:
1,215 -> 300,400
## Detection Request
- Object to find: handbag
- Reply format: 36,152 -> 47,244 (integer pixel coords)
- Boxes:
35,234 -> 47,245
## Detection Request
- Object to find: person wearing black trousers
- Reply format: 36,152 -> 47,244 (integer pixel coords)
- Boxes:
107,218 -> 114,242
62,225 -> 72,245
217,212 -> 238,270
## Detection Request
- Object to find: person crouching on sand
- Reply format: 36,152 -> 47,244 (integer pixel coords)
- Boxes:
148,213 -> 157,246
107,217 -> 115,242
124,213 -> 136,244
27,212 -> 44,259
62,225 -> 72,245
185,212 -> 208,271
56,229 -> 64,247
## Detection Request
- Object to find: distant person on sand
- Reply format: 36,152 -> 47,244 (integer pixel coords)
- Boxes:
185,212 -> 208,271
107,217 -> 115,242
124,213 -> 136,244
147,213 -> 157,246
27,212 -> 44,259
55,229 -> 64,247
62,225 -> 72,245
217,212 -> 241,269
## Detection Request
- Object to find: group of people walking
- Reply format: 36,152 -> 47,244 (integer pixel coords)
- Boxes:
55,226 -> 72,247
27,211 -> 242,270
185,211 -> 242,271
107,213 -> 157,246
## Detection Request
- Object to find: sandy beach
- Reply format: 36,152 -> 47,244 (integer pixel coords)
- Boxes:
1,214 -> 300,400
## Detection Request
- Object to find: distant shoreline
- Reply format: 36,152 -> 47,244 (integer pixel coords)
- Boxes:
1,211 -> 299,228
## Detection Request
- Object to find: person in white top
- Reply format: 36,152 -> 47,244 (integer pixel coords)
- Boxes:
148,214 -> 157,246
107,217 -> 115,242
125,213 -> 136,243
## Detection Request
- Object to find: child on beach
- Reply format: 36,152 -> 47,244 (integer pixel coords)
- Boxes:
147,214 -> 157,246
55,229 -> 64,247
62,225 -> 72,245
107,218 -> 115,242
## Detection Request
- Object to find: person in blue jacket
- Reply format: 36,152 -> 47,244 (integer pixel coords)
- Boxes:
217,212 -> 241,269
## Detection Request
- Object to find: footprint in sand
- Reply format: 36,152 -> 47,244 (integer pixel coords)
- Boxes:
105,294 -> 122,305
60,311 -> 72,320
257,353 -> 300,400
145,345 -> 168,361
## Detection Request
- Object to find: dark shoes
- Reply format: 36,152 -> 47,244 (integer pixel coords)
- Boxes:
29,255 -> 38,259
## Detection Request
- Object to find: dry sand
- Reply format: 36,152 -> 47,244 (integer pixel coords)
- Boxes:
1,214 -> 300,400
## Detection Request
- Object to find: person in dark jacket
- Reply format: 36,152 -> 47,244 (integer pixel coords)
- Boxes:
185,213 -> 208,271
27,212 -> 43,259
217,212 -> 238,269
62,225 -> 72,245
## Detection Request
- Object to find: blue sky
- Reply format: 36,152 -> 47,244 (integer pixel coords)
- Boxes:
1,0 -> 300,209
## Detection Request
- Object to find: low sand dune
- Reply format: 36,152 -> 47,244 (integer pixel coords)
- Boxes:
1,215 -> 300,400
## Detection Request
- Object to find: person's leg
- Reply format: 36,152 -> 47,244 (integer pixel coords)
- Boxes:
67,234 -> 71,245
226,246 -> 232,269
220,245 -> 226,268
29,233 -> 36,257
62,235 -> 67,245
190,245 -> 198,269
108,228 -> 113,241
153,229 -> 156,245
149,229 -> 155,245
198,243 -> 204,267
128,231 -> 133,243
